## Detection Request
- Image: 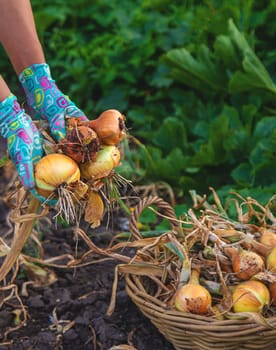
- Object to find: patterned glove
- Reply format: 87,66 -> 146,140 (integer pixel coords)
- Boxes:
0,94 -> 42,190
19,63 -> 88,141
0,94 -> 56,205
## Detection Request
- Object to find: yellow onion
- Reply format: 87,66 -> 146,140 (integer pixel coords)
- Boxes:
266,246 -> 276,272
224,247 -> 264,280
59,124 -> 100,163
35,153 -> 80,197
259,228 -> 276,248
80,145 -> 121,180
174,269 -> 212,315
88,109 -> 126,145
232,280 -> 270,313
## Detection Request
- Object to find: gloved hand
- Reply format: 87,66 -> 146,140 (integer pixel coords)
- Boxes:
0,94 -> 55,205
18,63 -> 88,141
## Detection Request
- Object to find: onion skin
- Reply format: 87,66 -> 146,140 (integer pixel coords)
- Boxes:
259,229 -> 276,247
266,246 -> 276,272
35,153 -> 80,197
59,124 -> 100,163
174,269 -> 212,315
87,109 -> 126,145
67,180 -> 89,201
84,190 -> 104,228
80,145 -> 121,180
232,280 -> 270,313
225,247 -> 264,280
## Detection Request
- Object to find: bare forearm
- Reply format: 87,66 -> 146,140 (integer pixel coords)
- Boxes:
0,75 -> 11,101
0,0 -> 45,74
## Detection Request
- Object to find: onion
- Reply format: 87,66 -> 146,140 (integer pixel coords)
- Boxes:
88,109 -> 126,145
59,124 -> 100,163
259,228 -> 276,247
35,153 -> 80,197
174,269 -> 212,315
80,145 -> 121,180
266,246 -> 276,272
224,247 -> 264,280
232,280 -> 270,313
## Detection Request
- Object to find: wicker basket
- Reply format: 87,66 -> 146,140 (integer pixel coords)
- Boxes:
125,196 -> 276,350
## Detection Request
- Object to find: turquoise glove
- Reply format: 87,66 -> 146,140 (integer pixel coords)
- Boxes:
0,94 -> 42,189
18,63 -> 88,141
0,94 -> 56,205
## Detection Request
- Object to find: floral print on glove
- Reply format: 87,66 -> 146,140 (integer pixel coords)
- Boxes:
19,63 -> 88,141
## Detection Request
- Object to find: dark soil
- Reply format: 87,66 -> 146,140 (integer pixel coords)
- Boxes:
0,166 -> 175,350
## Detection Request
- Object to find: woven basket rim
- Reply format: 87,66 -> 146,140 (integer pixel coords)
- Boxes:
125,273 -> 276,329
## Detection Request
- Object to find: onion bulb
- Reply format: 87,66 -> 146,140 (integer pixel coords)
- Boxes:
80,145 -> 121,180
266,246 -> 276,272
59,124 -> 100,163
232,280 -> 270,313
224,247 -> 264,280
88,109 -> 126,145
259,228 -> 276,247
35,153 -> 80,197
174,269 -> 212,315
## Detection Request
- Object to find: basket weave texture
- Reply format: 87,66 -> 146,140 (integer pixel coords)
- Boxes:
125,196 -> 276,350
126,274 -> 276,350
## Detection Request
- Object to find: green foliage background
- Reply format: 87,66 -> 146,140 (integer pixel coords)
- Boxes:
1,0 -> 275,204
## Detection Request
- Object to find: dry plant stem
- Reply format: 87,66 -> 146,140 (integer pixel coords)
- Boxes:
74,227 -> 131,263
0,283 -> 28,340
0,196 -> 41,282
188,209 -> 227,248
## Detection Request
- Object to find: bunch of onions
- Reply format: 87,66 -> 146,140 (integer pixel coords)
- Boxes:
174,269 -> 212,315
34,109 -> 126,226
80,145 -> 121,180
224,247 -> 264,280
232,280 -> 270,313
35,153 -> 80,198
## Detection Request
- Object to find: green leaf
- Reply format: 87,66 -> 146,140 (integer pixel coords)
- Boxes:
192,107 -> 239,166
95,87 -> 128,111
153,117 -> 187,151
253,162 -> 276,187
250,117 -> 276,169
227,19 -> 276,95
250,139 -> 276,169
231,163 -> 253,187
163,45 -> 227,92
253,117 -> 276,139
165,242 -> 185,262
156,148 -> 186,172
214,34 -> 241,69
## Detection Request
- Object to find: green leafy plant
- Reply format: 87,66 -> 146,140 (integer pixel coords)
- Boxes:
120,12 -> 276,204
1,0 -> 275,205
